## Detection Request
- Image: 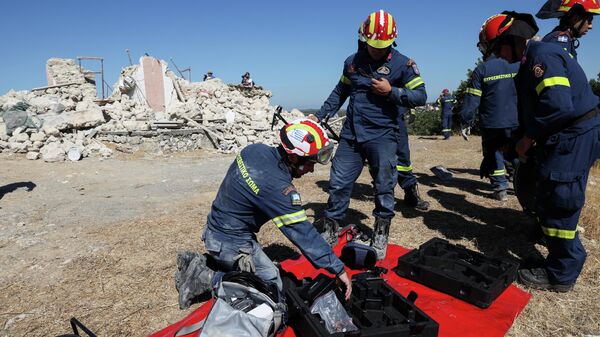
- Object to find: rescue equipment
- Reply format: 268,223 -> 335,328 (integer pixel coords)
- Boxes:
394,238 -> 519,308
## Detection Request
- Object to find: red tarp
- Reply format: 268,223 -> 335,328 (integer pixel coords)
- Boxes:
150,238 -> 531,337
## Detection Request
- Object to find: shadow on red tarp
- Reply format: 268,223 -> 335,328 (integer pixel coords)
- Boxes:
149,238 -> 531,337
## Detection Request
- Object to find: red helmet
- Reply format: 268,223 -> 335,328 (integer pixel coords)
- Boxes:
359,10 -> 397,49
279,119 -> 334,164
442,88 -> 450,94
480,11 -> 539,44
559,0 -> 600,14
538,0 -> 600,18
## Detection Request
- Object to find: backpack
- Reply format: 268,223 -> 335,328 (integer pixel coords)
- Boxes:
176,272 -> 285,337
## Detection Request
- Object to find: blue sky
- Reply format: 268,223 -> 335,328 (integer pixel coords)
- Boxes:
1,1 -> 598,110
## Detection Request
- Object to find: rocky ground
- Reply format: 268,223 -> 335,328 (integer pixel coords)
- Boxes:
0,136 -> 599,337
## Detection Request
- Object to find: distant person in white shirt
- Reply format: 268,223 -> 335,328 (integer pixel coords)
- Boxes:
241,72 -> 254,87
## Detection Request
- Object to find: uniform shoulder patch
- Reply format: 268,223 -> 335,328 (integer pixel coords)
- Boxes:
282,185 -> 297,196
532,64 -> 545,78
407,59 -> 420,75
557,35 -> 568,43
290,192 -> 302,206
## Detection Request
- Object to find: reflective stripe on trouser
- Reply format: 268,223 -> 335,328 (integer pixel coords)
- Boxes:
325,131 -> 398,220
396,118 -> 417,189
535,127 -> 600,284
442,114 -> 452,138
202,228 -> 283,293
481,128 -> 513,191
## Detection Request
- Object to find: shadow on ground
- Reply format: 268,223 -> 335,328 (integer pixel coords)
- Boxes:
398,188 -> 543,263
263,243 -> 300,262
416,172 -> 494,199
0,181 -> 36,200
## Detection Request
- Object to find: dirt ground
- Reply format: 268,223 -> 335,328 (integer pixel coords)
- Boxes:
1,136 -> 598,337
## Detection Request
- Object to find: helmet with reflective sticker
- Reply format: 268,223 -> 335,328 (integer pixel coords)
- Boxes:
558,0 -> 600,15
481,11 -> 539,44
279,119 -> 334,164
360,10 -> 397,49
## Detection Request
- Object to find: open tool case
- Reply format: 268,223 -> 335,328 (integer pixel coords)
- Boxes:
283,272 -> 439,337
393,238 -> 519,308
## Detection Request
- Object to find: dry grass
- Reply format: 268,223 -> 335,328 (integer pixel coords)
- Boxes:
0,136 -> 598,337
582,164 -> 600,241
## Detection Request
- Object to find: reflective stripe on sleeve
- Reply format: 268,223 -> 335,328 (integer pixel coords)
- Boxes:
405,77 -> 424,90
466,87 -> 482,96
396,165 -> 413,172
535,76 -> 570,95
272,210 -> 308,228
340,75 -> 351,85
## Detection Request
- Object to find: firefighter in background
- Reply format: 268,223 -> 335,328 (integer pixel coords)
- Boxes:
536,0 -> 599,60
481,11 -> 600,291
175,119 -> 351,309
396,106 -> 430,210
309,10 -> 427,259
459,21 -> 521,201
437,89 -> 456,139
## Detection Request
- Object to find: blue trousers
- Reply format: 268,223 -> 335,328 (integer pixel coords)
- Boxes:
325,131 -> 398,220
397,118 -> 417,189
202,227 -> 282,292
536,125 -> 600,284
481,128 -> 517,191
442,114 -> 452,139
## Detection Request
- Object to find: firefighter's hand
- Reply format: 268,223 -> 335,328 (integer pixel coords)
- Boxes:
307,114 -> 319,122
516,136 -> 534,162
371,78 -> 392,96
337,270 -> 352,300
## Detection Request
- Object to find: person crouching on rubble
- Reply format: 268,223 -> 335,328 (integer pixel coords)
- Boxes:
175,119 -> 352,309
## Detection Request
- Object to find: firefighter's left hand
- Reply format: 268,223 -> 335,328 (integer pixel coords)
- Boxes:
516,136 -> 534,162
371,78 -> 392,96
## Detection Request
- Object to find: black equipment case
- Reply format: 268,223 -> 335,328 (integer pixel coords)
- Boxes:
393,238 -> 519,308
283,272 -> 439,337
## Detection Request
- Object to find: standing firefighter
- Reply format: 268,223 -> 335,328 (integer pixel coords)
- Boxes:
175,119 -> 351,309
309,10 -> 427,259
481,11 -> 600,291
359,15 -> 430,210
459,22 -> 521,201
437,89 -> 456,139
536,0 -> 599,60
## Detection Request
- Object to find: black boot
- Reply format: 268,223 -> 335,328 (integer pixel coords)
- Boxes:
404,184 -> 430,211
518,267 -> 574,292
319,217 -> 340,246
175,251 -> 202,291
178,254 -> 215,309
370,217 -> 391,260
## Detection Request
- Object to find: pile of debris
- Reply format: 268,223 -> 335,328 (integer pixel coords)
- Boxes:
0,56 -> 304,162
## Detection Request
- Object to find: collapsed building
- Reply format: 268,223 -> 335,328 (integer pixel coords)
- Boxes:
0,56 -> 305,162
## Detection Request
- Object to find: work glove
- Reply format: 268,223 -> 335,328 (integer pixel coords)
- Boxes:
234,252 -> 256,273
461,125 -> 471,141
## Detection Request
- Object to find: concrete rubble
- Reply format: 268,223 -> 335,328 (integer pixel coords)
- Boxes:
0,56 -> 305,162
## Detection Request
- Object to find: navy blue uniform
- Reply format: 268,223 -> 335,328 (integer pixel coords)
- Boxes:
396,111 -> 417,189
317,48 -> 426,220
203,144 -> 345,291
460,57 -> 520,191
542,26 -> 578,59
517,41 -> 600,285
438,95 -> 456,139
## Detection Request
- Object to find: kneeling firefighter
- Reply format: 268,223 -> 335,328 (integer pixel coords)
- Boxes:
175,119 -> 352,309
